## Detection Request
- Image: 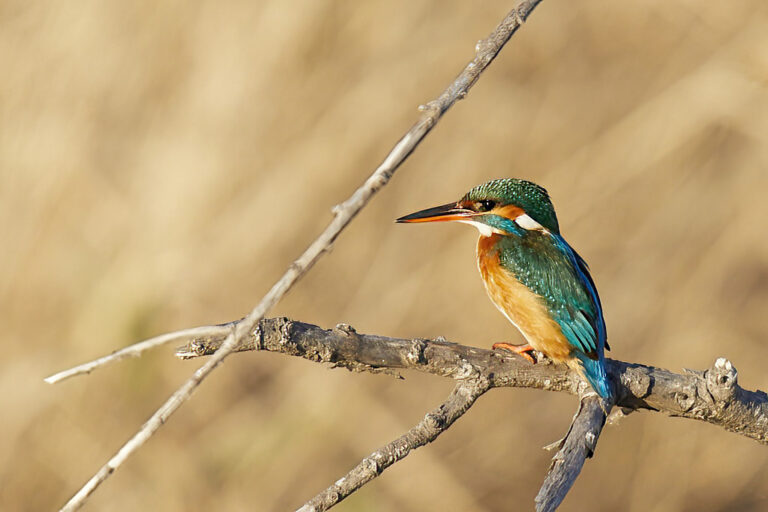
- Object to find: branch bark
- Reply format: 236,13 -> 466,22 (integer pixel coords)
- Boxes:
535,395 -> 611,512
171,316 -> 767,509
297,379 -> 490,512
179,317 -> 768,446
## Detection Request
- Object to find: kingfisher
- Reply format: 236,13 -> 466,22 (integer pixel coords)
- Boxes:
396,178 -> 611,398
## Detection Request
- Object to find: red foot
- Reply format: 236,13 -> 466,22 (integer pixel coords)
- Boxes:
492,342 -> 537,363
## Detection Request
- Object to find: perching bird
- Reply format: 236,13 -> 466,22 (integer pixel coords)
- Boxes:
396,178 -> 611,398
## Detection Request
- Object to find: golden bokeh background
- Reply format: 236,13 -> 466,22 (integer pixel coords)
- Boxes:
2,1 -> 768,510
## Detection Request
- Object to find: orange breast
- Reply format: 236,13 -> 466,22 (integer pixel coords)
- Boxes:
477,235 -> 573,362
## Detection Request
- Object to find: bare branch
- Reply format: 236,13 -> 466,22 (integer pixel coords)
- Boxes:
174,317 -> 767,509
297,379 -> 490,512
535,395 -> 612,512
44,324 -> 231,384
60,324 -> 240,512
53,2 -> 545,510
179,317 -> 768,446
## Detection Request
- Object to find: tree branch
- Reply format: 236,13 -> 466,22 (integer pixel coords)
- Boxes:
169,316 -> 767,509
50,2 -> 546,510
296,379 -> 490,512
535,395 -> 611,512
44,325 -> 230,384
178,317 -> 768,446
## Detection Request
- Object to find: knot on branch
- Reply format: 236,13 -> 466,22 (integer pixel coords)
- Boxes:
417,101 -> 443,126
334,323 -> 357,336
278,317 -> 294,346
706,357 -> 739,403
365,455 -> 381,475
455,359 -> 481,380
425,412 -> 445,431
271,318 -> 335,364
406,339 -> 427,365
620,365 -> 652,398
674,383 -> 697,412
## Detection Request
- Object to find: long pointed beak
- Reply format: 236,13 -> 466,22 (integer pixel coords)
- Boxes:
396,202 -> 475,223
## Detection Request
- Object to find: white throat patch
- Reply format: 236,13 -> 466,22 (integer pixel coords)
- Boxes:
458,219 -> 504,237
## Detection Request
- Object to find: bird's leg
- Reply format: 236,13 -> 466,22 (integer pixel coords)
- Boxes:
492,342 -> 537,363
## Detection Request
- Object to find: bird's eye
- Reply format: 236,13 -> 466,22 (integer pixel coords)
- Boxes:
477,200 -> 496,211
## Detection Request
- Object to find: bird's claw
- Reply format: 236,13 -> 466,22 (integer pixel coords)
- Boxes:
492,342 -> 537,364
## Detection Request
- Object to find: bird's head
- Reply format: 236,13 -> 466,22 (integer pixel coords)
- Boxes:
396,178 -> 560,237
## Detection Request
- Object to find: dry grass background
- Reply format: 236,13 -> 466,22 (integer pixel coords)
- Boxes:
2,1 -> 768,510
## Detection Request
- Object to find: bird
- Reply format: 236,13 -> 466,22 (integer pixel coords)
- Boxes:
396,178 -> 611,398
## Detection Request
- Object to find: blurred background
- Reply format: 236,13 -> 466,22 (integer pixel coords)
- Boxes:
2,1 -> 767,510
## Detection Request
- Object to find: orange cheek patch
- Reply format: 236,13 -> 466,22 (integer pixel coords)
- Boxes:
493,204 -> 525,220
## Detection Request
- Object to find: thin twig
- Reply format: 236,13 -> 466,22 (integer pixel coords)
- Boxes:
177,317 -> 768,446
60,324 -> 240,512
535,395 -> 612,512
44,324 -> 232,384
54,2 -> 544,510
296,379 -> 490,512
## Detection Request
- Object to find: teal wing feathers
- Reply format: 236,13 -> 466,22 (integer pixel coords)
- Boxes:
496,233 -> 604,356
495,231 -> 611,397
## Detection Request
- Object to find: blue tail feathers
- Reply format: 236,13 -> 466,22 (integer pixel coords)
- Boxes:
575,351 -> 612,398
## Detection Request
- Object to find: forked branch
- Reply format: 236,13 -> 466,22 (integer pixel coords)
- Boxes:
174,316 -> 768,510
179,317 -> 768,446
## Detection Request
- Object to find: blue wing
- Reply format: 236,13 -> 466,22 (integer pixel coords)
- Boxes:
550,235 -> 611,397
553,237 -> 608,349
495,232 -> 611,397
